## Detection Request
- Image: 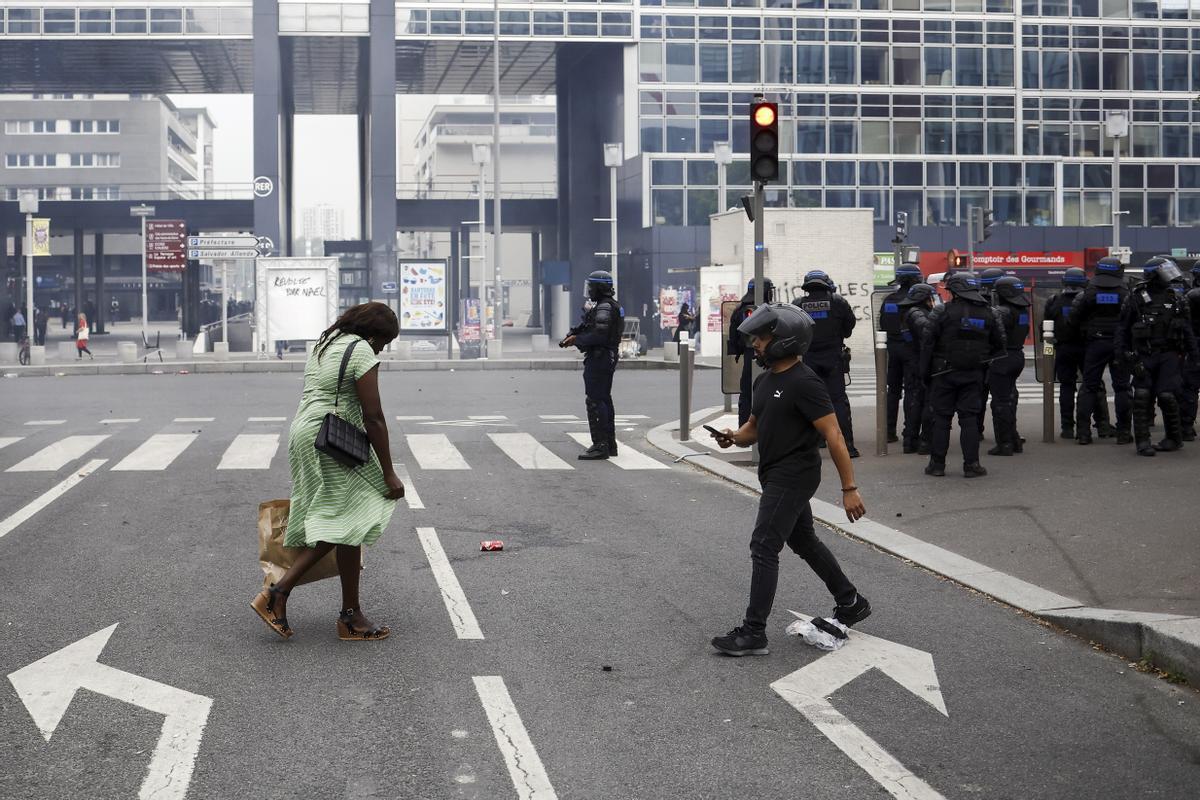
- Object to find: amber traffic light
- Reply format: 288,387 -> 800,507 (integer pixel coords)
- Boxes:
749,100 -> 779,183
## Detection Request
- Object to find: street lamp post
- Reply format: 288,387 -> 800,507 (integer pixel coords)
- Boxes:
1105,110 -> 1129,256
130,203 -> 155,346
713,141 -> 733,215
603,143 -> 623,297
472,143 -> 491,358
491,0 -> 503,355
19,192 -> 37,337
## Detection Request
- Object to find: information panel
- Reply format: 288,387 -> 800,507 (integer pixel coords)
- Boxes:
255,257 -> 340,347
399,260 -> 448,331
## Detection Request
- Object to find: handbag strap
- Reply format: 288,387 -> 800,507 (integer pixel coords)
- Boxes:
332,337 -> 360,410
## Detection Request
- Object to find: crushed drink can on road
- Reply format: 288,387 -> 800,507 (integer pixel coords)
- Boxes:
480,540 -> 504,551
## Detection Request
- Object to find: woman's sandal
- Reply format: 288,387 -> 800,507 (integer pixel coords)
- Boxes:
251,584 -> 293,639
337,608 -> 390,641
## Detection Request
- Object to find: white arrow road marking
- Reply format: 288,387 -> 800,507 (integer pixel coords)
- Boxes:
0,458 -> 107,541
6,435 -> 109,472
217,433 -> 280,470
771,612 -> 948,800
473,676 -> 558,800
7,623 -> 213,800
415,527 -> 483,639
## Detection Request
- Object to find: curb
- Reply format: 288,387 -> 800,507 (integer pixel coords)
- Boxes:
1,357 -> 715,378
646,408 -> 1199,686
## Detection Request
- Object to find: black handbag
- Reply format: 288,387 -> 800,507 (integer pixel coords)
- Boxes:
314,338 -> 371,468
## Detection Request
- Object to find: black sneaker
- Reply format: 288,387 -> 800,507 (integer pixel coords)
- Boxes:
924,461 -> 945,477
963,462 -> 988,478
711,626 -> 769,657
577,444 -> 610,460
833,594 -> 872,627
847,445 -> 861,459
608,440 -> 619,457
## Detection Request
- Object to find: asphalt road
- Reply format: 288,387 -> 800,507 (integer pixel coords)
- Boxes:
1,370 -> 1197,799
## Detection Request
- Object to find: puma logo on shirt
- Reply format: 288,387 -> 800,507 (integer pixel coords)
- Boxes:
774,390 -> 783,398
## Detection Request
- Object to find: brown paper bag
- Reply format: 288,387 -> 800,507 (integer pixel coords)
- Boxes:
257,499 -> 341,587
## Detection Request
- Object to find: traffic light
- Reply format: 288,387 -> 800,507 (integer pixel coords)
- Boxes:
981,209 -> 995,242
749,100 -> 779,183
894,211 -> 908,242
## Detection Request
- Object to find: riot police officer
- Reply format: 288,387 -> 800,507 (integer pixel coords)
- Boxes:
920,272 -> 1005,478
899,283 -> 937,454
728,278 -> 775,426
976,268 -> 1006,439
561,270 -> 624,459
1067,257 -> 1133,446
1115,257 -> 1198,456
1180,263 -> 1200,441
796,270 -> 859,458
1044,268 -> 1101,440
879,262 -> 923,443
987,277 -> 1031,456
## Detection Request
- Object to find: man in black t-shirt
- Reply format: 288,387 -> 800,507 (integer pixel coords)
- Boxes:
709,303 -> 871,657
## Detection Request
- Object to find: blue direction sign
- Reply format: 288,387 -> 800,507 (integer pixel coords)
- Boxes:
187,235 -> 259,249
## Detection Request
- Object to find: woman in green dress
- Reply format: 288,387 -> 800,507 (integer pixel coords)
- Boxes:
252,302 -> 406,641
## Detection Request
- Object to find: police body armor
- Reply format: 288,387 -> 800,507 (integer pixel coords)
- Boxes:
935,302 -> 994,371
998,303 -> 1030,350
1081,284 -> 1127,339
1186,287 -> 1200,333
879,291 -> 906,339
579,297 -> 623,351
798,291 -> 839,352
1046,291 -> 1083,346
1129,284 -> 1185,354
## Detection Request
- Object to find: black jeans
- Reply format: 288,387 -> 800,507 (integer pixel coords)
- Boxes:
744,477 -> 857,634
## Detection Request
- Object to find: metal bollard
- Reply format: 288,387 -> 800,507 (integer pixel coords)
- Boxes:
1041,320 -> 1056,443
874,331 -> 888,456
679,340 -> 692,440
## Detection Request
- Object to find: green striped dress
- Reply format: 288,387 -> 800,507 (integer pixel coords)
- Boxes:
284,333 -> 397,548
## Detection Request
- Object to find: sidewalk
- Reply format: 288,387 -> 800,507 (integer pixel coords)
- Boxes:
647,405 -> 1200,686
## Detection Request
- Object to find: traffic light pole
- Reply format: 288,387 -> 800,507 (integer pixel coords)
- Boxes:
750,180 -> 765,465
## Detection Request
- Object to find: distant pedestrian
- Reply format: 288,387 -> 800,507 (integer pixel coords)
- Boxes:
76,314 -> 93,359
33,306 -> 47,347
673,303 -> 695,343
11,307 -> 26,344
63,305 -> 72,330
710,302 -> 870,657
275,339 -> 288,359
251,302 -> 404,641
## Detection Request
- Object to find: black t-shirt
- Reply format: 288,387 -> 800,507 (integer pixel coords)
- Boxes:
751,361 -> 836,484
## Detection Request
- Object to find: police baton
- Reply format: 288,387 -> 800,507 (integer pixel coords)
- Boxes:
929,354 -> 1004,380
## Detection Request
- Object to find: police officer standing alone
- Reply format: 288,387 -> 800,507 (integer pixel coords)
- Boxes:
879,262 -> 923,443
986,277 -> 1031,456
1067,257 -> 1133,446
709,302 -> 869,657
561,270 -> 624,460
1180,262 -> 1200,441
921,273 -> 1005,477
1115,257 -> 1198,456
899,283 -> 937,454
728,278 -> 774,427
796,270 -> 859,458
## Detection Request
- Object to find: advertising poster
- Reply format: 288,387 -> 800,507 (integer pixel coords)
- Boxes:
31,218 -> 51,256
399,260 -> 447,331
699,266 -> 742,358
658,287 -> 695,330
872,252 -> 896,287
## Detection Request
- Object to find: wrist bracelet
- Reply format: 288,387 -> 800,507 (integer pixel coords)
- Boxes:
841,486 -> 857,492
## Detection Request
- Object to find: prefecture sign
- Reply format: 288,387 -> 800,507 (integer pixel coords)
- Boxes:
188,248 -> 258,260
145,219 -> 188,271
188,235 -> 258,249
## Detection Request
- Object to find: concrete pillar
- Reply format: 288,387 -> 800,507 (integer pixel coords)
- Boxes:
529,230 -> 543,329
175,339 -> 193,359
368,0 -> 398,300
73,229 -> 85,329
118,342 -> 137,363
253,0 -> 288,256
29,345 -> 45,366
93,232 -> 106,334
213,341 -> 230,361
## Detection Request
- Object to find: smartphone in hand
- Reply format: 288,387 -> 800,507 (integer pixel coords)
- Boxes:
703,424 -> 732,444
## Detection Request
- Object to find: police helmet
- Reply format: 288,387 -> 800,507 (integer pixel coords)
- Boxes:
1192,262 -> 1200,275
1142,256 -> 1183,287
899,283 -> 936,307
979,268 -> 1005,286
736,302 -> 814,365
994,276 -> 1031,307
892,262 -> 922,285
1062,267 -> 1087,287
945,272 -> 985,303
1091,256 -> 1126,288
802,270 -> 835,292
586,269 -> 615,298
747,277 -> 776,302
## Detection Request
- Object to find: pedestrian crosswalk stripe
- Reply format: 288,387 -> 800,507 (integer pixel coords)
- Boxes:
566,432 -> 669,470
247,416 -> 286,423
174,417 -> 214,423
469,415 -> 508,421
111,433 -> 198,471
393,463 -> 424,510
406,434 -> 471,470
614,414 -> 651,419
6,435 -> 109,472
539,414 -> 578,420
100,418 -> 140,425
217,434 -> 280,470
488,433 -> 573,470
24,420 -> 65,426
0,437 -> 22,452
0,458 -> 107,541
395,415 -> 435,421
416,526 -> 483,640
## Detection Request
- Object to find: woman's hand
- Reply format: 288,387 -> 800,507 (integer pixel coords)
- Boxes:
841,489 -> 865,522
384,472 -> 406,500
